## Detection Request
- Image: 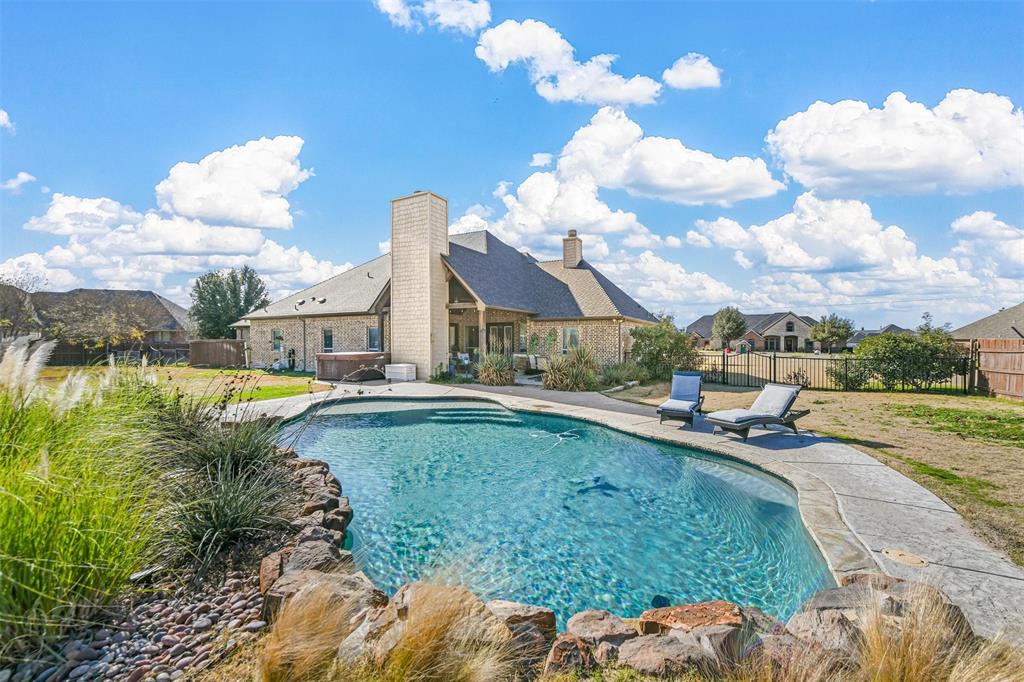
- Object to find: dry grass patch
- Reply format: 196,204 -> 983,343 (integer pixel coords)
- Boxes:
613,383 -> 1024,565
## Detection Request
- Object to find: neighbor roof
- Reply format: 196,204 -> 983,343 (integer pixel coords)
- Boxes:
685,311 -> 818,338
951,302 -> 1024,340
31,289 -> 190,332
846,324 -> 915,345
244,255 -> 391,319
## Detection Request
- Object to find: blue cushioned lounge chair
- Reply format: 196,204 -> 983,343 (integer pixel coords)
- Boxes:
704,382 -> 809,441
657,371 -> 704,427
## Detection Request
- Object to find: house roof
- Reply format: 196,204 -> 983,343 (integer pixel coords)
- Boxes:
31,288 -> 190,332
951,302 -> 1024,340
685,311 -> 818,338
846,324 -> 915,344
244,255 -> 391,319
238,230 -> 655,324
444,231 -> 656,322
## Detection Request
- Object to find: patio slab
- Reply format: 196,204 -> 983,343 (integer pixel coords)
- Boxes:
232,381 -> 1024,645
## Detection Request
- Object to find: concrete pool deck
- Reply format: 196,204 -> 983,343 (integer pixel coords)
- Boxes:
235,381 -> 1024,645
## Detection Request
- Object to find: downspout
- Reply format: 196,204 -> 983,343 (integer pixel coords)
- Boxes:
617,319 -> 623,363
302,318 -> 307,372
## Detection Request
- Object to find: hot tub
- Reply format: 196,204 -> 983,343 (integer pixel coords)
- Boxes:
316,352 -> 390,382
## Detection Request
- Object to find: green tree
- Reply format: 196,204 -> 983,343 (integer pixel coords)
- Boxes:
853,313 -> 964,390
629,316 -> 699,381
810,313 -> 856,353
190,266 -> 270,339
712,306 -> 747,350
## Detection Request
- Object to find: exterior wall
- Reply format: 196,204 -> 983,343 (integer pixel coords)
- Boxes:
526,318 -> 641,367
248,315 -> 381,370
759,314 -> 818,352
447,308 -> 529,358
390,192 -> 449,379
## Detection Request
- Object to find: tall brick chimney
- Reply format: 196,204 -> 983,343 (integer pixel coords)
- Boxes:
562,229 -> 583,268
389,191 -> 449,379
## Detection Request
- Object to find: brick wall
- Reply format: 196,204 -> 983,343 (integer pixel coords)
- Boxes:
526,319 -> 640,367
248,315 -> 382,370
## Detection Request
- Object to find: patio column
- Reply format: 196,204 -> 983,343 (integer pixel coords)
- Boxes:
478,306 -> 487,356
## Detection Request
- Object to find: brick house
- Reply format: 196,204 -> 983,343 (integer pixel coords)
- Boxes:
686,311 -> 821,352
237,191 -> 657,377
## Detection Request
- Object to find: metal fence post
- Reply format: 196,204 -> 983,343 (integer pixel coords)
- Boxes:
843,356 -> 849,391
722,350 -> 728,385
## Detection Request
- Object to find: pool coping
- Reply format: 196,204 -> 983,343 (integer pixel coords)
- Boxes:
228,381 -> 1024,644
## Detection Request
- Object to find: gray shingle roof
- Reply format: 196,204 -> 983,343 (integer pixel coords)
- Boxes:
32,289 -> 190,332
951,302 -> 1024,340
242,230 -> 655,324
686,311 -> 820,338
445,231 -> 656,322
846,324 -> 915,345
245,255 -> 390,319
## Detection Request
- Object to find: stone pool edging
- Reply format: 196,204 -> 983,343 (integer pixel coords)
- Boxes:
254,389 -> 879,586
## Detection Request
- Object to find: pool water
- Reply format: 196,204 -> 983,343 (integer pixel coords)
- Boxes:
286,399 -> 833,625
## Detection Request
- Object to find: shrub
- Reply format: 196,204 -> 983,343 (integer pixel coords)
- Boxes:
543,344 -> 598,391
782,368 -> 811,388
475,353 -> 516,386
600,361 -> 649,387
629,317 -> 699,381
853,317 -> 965,390
826,358 -> 873,390
428,363 -> 474,385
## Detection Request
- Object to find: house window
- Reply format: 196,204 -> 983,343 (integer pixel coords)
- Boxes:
449,323 -> 460,352
562,327 -> 579,352
367,327 -> 381,351
467,326 -> 480,357
272,329 -> 283,352
322,328 -> 333,352
785,321 -> 795,332
519,331 -> 527,353
766,337 -> 779,351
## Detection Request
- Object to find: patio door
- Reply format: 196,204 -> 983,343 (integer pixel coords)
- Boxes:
487,323 -> 514,356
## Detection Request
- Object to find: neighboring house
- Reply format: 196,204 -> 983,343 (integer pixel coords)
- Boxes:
236,191 -> 657,377
845,323 -> 916,350
686,311 -> 821,352
32,288 -> 192,345
951,302 -> 1024,341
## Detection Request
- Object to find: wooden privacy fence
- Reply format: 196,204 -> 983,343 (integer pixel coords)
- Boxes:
48,341 -> 188,366
970,339 -> 1024,400
188,339 -> 246,368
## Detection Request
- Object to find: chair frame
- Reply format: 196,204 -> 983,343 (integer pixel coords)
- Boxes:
704,382 -> 809,441
657,371 -> 705,427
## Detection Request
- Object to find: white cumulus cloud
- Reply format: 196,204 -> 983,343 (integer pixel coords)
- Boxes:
155,135 -> 313,229
950,211 -> 1024,279
766,89 -> 1024,195
475,19 -> 662,106
1,171 -> 36,193
0,109 -> 13,133
662,53 -> 721,90
422,0 -> 490,34
25,194 -> 143,236
559,107 -> 784,206
0,252 -> 80,288
529,152 -> 553,167
374,0 -> 418,29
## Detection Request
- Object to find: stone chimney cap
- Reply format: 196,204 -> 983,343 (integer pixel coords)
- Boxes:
567,229 -> 577,237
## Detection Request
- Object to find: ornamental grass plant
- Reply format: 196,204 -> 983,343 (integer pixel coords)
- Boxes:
0,342 -> 301,665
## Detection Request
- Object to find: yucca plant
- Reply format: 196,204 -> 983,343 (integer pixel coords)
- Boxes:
476,353 -> 516,386
543,344 -> 598,391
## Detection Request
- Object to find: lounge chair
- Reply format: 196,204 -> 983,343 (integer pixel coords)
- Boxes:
704,383 -> 809,441
657,371 -> 705,427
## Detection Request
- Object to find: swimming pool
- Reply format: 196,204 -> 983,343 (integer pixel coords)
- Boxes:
286,399 -> 833,625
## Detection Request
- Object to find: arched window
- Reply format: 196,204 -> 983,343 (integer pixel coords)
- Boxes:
785,321 -> 794,332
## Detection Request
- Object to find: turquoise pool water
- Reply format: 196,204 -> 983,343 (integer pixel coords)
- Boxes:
286,399 -> 833,625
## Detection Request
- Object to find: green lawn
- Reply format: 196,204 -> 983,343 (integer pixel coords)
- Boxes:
887,403 -> 1024,448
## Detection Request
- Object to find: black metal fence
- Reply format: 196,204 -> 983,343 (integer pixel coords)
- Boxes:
693,351 -> 971,393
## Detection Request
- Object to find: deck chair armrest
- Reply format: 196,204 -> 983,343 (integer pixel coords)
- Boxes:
696,394 -> 706,413
784,409 -> 810,420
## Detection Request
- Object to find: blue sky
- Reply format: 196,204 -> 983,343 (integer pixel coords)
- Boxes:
1,0 -> 1022,329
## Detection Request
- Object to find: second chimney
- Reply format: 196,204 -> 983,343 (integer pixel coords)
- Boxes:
562,229 -> 583,268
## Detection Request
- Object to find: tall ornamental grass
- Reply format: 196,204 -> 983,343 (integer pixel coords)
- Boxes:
0,343 -> 163,663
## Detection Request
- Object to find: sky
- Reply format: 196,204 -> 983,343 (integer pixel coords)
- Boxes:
1,0 -> 1022,330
